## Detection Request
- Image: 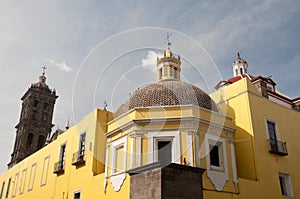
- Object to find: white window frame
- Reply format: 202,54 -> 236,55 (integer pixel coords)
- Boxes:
148,131 -> 180,164
12,172 -> 19,197
279,173 -> 294,197
28,163 -> 37,191
265,118 -> 280,140
73,189 -> 82,199
208,140 -> 224,171
111,137 -> 127,175
41,156 -> 50,186
19,169 -> 27,195
154,137 -> 173,163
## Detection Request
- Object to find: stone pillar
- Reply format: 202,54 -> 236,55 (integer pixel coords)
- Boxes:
128,162 -> 205,199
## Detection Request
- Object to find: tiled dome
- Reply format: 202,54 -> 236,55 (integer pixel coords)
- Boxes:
119,80 -> 218,115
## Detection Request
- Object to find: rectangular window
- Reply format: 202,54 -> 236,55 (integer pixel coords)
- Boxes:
28,163 -> 37,191
12,173 -> 19,197
79,133 -> 86,158
0,181 -> 5,198
157,141 -> 172,163
267,120 -> 288,155
73,190 -> 81,199
209,143 -> 223,169
267,121 -> 277,141
41,156 -> 50,186
19,169 -> 27,194
5,178 -> 11,199
59,144 -> 66,166
279,173 -> 294,197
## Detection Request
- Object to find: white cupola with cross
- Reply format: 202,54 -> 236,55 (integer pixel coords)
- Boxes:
232,53 -> 248,77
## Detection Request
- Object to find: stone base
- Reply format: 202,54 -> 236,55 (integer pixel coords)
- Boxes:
128,162 -> 205,199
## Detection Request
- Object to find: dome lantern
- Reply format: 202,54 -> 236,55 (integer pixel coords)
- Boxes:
157,47 -> 181,82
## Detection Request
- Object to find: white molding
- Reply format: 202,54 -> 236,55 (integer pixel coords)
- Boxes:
148,131 -> 180,164
136,135 -> 142,167
230,142 -> 238,186
110,172 -> 126,192
279,172 -> 294,197
187,132 -> 194,166
195,133 -> 200,167
103,145 -> 109,192
205,134 -> 228,191
129,136 -> 134,169
111,137 -> 127,175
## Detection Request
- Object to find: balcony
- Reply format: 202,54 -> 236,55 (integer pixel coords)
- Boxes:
72,150 -> 86,166
268,139 -> 288,156
54,161 -> 65,174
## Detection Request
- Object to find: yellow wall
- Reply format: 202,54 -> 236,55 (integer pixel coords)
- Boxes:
212,78 -> 300,198
0,109 -> 131,199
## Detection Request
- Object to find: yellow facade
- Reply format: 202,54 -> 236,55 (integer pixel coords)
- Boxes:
1,48 -> 300,199
211,77 -> 300,198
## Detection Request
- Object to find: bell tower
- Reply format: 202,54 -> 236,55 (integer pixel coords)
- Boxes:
232,53 -> 248,77
8,67 -> 58,168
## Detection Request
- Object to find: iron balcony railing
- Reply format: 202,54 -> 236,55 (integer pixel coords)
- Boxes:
268,138 -> 288,156
53,160 -> 65,174
72,150 -> 86,166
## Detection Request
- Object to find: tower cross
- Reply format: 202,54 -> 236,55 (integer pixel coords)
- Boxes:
165,32 -> 172,48
42,66 -> 47,75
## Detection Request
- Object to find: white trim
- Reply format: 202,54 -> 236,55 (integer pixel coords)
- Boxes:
110,137 -> 127,192
230,142 -> 238,186
205,134 -> 228,191
136,135 -> 142,167
111,137 -> 127,175
103,145 -> 109,192
187,132 -> 194,166
264,117 -> 280,140
279,173 -> 294,197
40,155 -> 50,186
209,142 -> 223,171
195,133 -> 200,167
148,131 -> 180,164
110,173 -> 126,192
129,136 -> 134,169
73,189 -> 82,199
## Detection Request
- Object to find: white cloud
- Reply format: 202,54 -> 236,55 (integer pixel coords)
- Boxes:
142,50 -> 163,74
45,59 -> 72,72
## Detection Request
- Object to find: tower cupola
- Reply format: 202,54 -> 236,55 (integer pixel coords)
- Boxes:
156,47 -> 181,81
232,53 -> 248,77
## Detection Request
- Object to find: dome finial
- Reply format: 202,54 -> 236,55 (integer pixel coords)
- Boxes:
237,52 -> 240,59
42,66 -> 47,76
165,32 -> 172,48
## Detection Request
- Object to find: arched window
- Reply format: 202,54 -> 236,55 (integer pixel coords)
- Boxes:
27,133 -> 34,146
33,100 -> 39,107
42,113 -> 47,122
44,103 -> 49,110
240,68 -> 243,75
159,68 -> 162,79
38,135 -> 45,149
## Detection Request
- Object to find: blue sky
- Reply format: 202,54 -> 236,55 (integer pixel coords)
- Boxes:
0,0 -> 299,173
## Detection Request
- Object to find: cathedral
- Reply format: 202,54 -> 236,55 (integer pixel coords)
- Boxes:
0,45 -> 300,199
